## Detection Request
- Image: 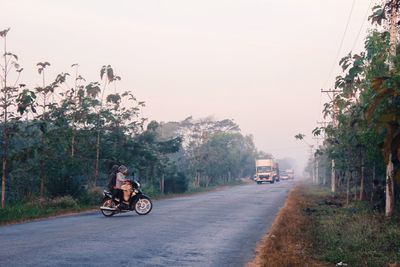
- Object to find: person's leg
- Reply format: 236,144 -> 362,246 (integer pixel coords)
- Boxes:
116,189 -> 124,208
111,188 -> 119,206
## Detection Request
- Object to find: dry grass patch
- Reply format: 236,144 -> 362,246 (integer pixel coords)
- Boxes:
248,181 -> 400,267
247,183 -> 329,267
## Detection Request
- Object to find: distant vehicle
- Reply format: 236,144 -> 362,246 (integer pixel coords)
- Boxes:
280,170 -> 289,180
286,169 -> 294,179
255,159 -> 279,184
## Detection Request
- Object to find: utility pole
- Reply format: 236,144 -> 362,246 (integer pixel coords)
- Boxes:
321,89 -> 342,193
313,136 -> 323,184
385,0 -> 398,217
309,145 -> 315,182
317,121 -> 328,185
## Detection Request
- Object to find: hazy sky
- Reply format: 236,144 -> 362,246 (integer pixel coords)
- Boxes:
2,0 -> 378,170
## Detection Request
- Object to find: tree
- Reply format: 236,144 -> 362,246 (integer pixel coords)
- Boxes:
306,1 -> 400,216
0,28 -> 34,207
366,0 -> 400,217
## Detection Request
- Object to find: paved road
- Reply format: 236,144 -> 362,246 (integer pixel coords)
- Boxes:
0,181 -> 293,267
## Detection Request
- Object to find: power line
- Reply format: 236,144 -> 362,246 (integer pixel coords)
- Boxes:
266,146 -> 311,152
351,0 -> 373,53
322,0 -> 357,89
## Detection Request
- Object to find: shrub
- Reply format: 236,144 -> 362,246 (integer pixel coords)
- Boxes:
141,183 -> 160,197
165,172 -> 188,193
46,195 -> 78,209
78,187 -> 103,206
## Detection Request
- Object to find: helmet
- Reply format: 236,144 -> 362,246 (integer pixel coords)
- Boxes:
110,164 -> 119,174
118,165 -> 128,175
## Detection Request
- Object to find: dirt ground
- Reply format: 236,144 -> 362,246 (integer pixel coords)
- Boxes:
247,182 -> 330,267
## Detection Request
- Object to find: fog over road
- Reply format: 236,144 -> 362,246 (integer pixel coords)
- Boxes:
0,181 -> 293,267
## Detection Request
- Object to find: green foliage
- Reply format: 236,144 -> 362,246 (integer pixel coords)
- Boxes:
294,133 -> 305,140
306,2 -> 400,217
45,196 -> 78,209
78,188 -> 103,206
301,185 -> 400,266
140,184 -> 160,198
0,28 -> 261,212
164,172 -> 188,193
0,195 -> 87,224
311,200 -> 400,266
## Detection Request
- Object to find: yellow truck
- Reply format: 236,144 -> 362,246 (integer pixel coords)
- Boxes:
255,159 -> 279,184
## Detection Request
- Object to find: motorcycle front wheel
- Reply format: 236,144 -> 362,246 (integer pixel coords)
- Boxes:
101,198 -> 116,217
135,196 -> 152,215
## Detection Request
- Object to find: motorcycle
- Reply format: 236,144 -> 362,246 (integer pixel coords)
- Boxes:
100,180 -> 152,217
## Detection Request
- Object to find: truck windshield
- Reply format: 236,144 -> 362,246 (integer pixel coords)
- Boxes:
257,166 -> 272,172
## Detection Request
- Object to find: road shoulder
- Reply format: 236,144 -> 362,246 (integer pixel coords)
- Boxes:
247,181 -> 328,267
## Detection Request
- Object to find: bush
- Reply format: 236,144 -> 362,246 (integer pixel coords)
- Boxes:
304,186 -> 400,266
141,183 -> 160,197
78,187 -> 103,206
45,196 -> 78,209
46,174 -> 86,199
165,172 -> 188,193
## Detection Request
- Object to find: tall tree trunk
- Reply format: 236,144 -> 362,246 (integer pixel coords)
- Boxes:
39,159 -> 45,200
205,176 -> 210,188
370,163 -> 376,202
195,172 -> 200,188
71,65 -> 78,158
354,171 -> 358,201
311,159 -> 316,182
331,159 -> 336,193
94,129 -> 100,187
386,154 -> 394,217
1,102 -> 6,208
71,131 -> 75,157
359,157 -> 365,201
346,171 -> 350,206
385,3 -> 397,217
160,174 -> 164,194
1,90 -> 7,208
1,141 -> 6,208
39,71 -> 47,200
1,34 -> 8,208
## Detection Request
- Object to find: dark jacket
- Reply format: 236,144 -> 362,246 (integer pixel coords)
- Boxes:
107,165 -> 120,189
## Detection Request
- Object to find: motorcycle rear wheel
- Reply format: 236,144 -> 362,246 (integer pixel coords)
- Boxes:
135,196 -> 152,215
101,198 -> 116,217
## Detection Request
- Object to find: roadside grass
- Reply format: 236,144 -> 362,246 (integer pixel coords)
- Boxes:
248,182 -> 400,267
248,184 -> 328,267
0,199 -> 93,225
309,189 -> 400,266
0,191 -> 102,226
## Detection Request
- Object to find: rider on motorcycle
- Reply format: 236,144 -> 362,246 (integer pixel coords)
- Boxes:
115,165 -> 129,207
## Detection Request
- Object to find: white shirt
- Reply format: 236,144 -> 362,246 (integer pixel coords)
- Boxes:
115,172 -> 128,189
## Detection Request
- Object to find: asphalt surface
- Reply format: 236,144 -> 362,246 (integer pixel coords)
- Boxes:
0,180 -> 293,267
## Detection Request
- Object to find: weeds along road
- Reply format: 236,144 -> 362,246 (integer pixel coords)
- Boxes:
0,181 -> 293,267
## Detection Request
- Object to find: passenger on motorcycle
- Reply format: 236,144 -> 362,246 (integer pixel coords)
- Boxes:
115,165 -> 129,207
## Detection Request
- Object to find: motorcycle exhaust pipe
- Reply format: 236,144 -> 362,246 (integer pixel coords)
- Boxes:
100,206 -> 117,211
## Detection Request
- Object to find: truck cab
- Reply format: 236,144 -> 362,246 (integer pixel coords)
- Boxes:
255,159 -> 278,184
